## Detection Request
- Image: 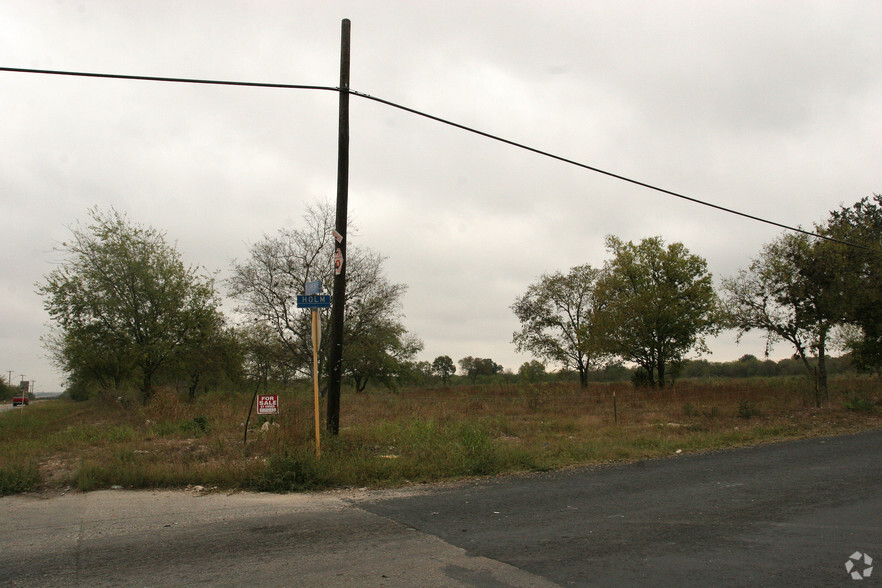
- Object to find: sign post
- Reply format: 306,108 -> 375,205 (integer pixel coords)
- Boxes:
296,288 -> 331,457
311,308 -> 321,457
18,380 -> 31,412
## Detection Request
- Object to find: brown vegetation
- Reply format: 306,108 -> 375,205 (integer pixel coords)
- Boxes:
1,376 -> 880,495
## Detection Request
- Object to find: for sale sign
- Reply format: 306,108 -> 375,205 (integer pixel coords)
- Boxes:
257,394 -> 278,415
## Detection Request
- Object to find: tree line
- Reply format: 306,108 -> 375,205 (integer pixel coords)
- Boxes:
511,194 -> 882,406
39,205 -> 424,402
38,195 -> 882,405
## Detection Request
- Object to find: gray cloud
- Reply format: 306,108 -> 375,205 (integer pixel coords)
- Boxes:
2,1 -> 879,391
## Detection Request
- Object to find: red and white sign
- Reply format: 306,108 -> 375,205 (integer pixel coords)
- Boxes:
257,394 -> 278,415
333,248 -> 344,275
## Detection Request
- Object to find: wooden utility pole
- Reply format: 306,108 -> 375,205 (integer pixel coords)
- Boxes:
327,18 -> 350,435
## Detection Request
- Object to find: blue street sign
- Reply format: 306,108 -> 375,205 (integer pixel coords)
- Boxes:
296,294 -> 331,308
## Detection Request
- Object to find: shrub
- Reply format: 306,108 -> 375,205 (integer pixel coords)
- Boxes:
0,463 -> 40,495
252,451 -> 326,492
842,394 -> 876,413
737,400 -> 760,419
631,368 -> 652,388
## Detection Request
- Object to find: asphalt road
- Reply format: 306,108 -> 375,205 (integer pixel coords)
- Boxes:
2,430 -> 880,587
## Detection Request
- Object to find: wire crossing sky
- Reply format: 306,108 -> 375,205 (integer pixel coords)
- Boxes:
0,65 -> 860,249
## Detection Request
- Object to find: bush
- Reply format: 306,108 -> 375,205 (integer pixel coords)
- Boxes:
842,394 -> 876,413
253,451 -> 326,492
703,406 -> 721,419
0,463 -> 41,495
631,368 -> 652,388
63,381 -> 93,402
737,400 -> 760,419
191,416 -> 209,434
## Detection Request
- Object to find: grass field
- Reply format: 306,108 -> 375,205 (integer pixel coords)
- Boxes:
1,376 -> 880,495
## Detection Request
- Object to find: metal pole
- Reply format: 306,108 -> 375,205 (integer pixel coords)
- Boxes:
312,310 -> 321,456
19,375 -> 25,412
327,18 -> 350,436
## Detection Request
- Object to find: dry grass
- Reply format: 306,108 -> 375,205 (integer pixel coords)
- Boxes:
1,376 -> 880,495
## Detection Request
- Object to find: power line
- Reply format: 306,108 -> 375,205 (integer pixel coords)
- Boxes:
0,65 -> 865,249
349,90 -> 864,249
0,66 -> 338,93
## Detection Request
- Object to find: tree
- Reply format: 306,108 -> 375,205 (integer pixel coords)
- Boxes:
432,355 -> 456,384
239,321 -> 299,389
38,208 -> 220,401
170,313 -> 243,399
458,356 -> 503,384
0,375 -> 16,402
518,360 -> 547,383
405,360 -> 435,386
228,202 -> 421,392
344,326 -> 423,391
823,194 -> 882,373
722,231 -> 843,405
598,236 -> 720,388
511,264 -> 609,388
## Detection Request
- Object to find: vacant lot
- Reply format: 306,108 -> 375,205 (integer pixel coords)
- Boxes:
1,376 -> 880,495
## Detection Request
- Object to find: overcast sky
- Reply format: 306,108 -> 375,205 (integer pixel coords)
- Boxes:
3,1 -> 880,392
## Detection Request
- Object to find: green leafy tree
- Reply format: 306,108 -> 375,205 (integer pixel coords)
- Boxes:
518,360 -> 547,383
169,313 -> 243,399
823,194 -> 882,373
511,264 -> 608,388
38,208 -> 221,402
598,236 -> 720,388
240,321 -> 299,390
345,326 -> 423,391
458,356 -> 503,384
0,375 -> 16,402
431,355 -> 456,384
722,232 -> 843,405
404,360 -> 434,386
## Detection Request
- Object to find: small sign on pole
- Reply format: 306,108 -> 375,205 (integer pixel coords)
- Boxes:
257,394 -> 278,415
305,280 -> 322,296
296,295 -> 331,308
333,248 -> 344,275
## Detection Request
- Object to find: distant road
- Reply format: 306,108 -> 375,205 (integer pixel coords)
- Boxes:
1,430 -> 880,586
0,397 -> 59,413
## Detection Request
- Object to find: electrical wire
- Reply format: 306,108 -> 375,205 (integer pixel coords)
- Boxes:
0,66 -> 866,249
0,66 -> 338,93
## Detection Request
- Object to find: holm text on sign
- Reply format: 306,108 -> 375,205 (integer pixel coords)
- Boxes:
296,294 -> 331,308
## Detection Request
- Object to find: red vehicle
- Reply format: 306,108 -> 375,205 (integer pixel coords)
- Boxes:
12,396 -> 29,407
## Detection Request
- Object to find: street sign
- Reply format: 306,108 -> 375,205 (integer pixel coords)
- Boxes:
257,394 -> 278,415
296,294 -> 331,308
305,280 -> 322,295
